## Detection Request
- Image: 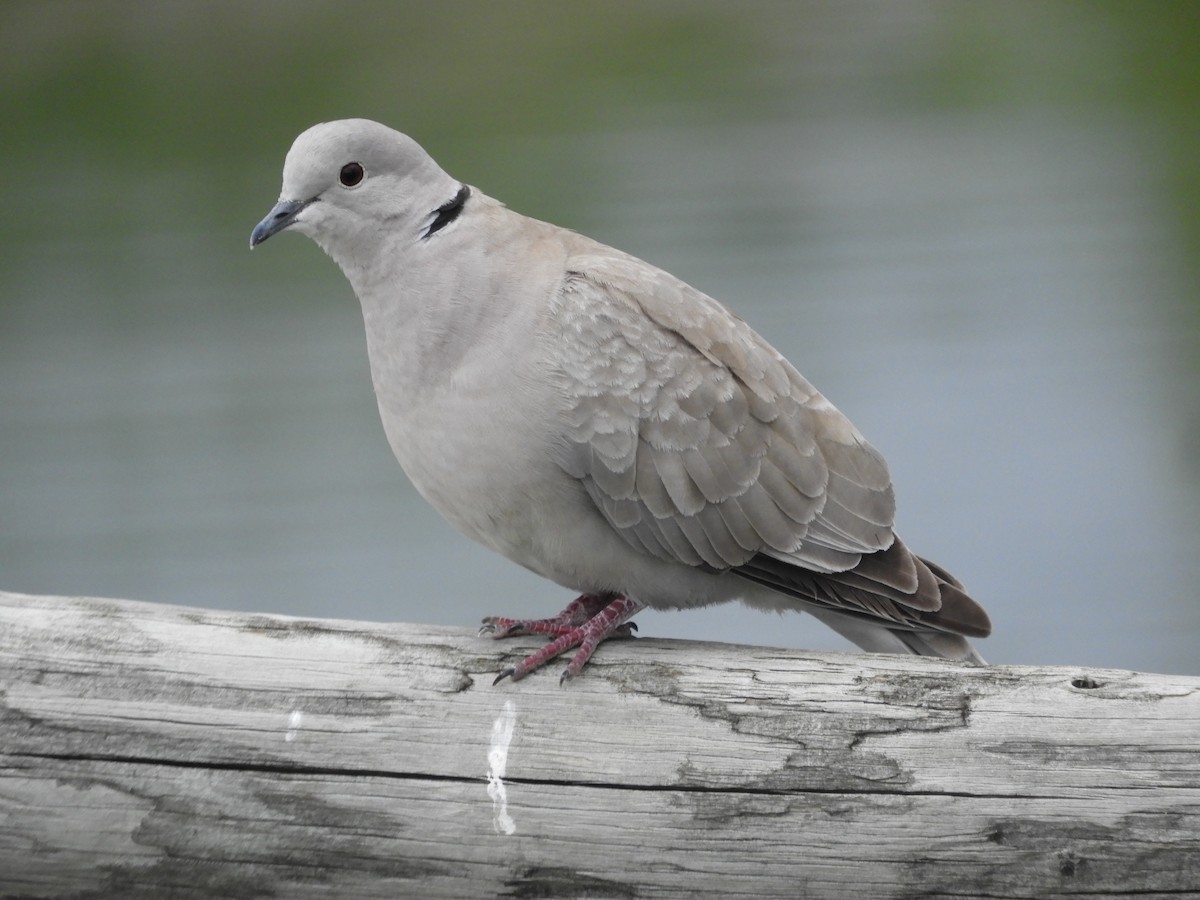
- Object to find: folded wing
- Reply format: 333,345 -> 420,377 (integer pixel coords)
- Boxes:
550,251 -> 990,644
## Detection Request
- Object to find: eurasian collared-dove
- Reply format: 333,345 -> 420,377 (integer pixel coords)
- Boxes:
251,119 -> 991,683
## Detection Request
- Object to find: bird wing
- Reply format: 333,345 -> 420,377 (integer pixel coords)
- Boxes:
549,250 -> 901,580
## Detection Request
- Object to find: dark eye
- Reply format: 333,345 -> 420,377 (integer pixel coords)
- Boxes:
339,162 -> 364,187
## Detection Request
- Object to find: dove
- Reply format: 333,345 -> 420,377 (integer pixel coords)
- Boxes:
251,119 -> 991,683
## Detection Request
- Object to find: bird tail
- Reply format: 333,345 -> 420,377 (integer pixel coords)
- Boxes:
802,606 -> 987,664
734,538 -> 991,665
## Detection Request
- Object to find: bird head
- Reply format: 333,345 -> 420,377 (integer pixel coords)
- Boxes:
250,119 -> 461,261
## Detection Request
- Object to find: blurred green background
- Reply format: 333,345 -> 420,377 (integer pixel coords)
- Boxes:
2,1 -> 1199,672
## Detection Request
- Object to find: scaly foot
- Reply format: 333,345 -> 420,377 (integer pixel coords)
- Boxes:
481,593 -> 644,684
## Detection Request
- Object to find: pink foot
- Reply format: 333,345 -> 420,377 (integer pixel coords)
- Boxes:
481,593 -> 644,684
479,593 -> 614,639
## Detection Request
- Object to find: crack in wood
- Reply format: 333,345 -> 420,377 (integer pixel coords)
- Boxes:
4,750 -> 1089,803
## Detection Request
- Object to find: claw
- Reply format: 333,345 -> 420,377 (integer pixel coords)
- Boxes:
612,621 -> 638,639
480,594 -> 645,683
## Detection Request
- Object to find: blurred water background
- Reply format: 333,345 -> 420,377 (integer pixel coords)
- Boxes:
2,1 -> 1198,674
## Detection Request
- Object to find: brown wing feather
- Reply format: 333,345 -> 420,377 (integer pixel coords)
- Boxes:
737,538 -> 992,638
551,249 -> 984,638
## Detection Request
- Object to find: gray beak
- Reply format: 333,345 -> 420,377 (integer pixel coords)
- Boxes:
250,198 -> 311,248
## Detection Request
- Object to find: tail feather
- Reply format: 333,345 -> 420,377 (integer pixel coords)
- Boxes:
804,607 -> 987,664
734,535 -> 991,663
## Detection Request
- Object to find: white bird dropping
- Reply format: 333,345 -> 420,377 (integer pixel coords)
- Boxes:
487,700 -> 517,835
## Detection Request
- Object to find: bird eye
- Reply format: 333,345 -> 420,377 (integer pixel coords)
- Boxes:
339,162 -> 365,187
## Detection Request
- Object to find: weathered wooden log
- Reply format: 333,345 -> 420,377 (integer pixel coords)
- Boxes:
0,589 -> 1197,898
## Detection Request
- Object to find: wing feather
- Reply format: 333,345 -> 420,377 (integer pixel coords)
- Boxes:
551,255 -> 891,560
533,239 -> 989,647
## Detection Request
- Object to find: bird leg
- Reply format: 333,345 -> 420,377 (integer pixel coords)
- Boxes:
483,593 -> 644,684
480,593 -> 620,638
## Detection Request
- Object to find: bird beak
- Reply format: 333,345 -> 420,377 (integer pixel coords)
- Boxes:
250,198 -> 310,248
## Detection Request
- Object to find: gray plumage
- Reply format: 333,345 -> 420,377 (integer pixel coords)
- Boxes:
251,119 -> 991,672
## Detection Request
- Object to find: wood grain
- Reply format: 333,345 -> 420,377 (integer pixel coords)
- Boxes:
1,590 -> 1197,898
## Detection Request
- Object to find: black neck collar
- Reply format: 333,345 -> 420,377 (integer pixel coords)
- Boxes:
422,184 -> 471,239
